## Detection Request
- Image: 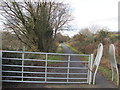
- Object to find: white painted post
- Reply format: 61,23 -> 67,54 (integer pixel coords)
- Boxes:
109,44 -> 119,86
89,54 -> 93,84
93,43 -> 103,84
22,46 -> 25,81
0,50 -> 2,89
67,55 -> 70,82
45,54 -> 48,82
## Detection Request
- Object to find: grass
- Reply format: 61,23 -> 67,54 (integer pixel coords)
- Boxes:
47,44 -> 63,63
65,43 -> 89,61
98,66 -> 117,85
56,44 -> 63,53
110,34 -> 119,37
65,43 -> 82,54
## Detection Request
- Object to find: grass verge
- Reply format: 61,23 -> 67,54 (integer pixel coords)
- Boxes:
48,44 -> 63,63
65,43 -> 82,54
65,43 -> 89,61
98,66 -> 117,85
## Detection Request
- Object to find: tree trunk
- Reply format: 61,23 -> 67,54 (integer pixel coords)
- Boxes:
38,40 -> 44,52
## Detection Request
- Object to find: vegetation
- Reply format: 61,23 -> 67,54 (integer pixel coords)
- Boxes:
98,66 -> 117,85
65,42 -> 118,85
2,31 -> 23,50
66,28 -> 119,85
56,44 -> 63,53
55,33 -> 70,43
65,43 -> 81,54
47,44 -> 63,63
1,0 -> 72,52
65,43 -> 89,61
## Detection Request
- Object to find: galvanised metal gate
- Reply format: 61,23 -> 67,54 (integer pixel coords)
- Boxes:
1,50 -> 93,84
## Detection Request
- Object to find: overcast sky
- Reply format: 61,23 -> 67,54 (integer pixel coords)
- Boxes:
0,0 -> 119,37
61,0 -> 119,37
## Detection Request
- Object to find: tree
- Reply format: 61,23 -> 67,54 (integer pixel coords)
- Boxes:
55,32 -> 70,43
80,28 -> 93,37
2,31 -> 23,50
79,28 -> 94,43
1,0 -> 72,52
95,29 -> 109,44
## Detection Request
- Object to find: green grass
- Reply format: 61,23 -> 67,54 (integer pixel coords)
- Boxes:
47,44 -> 63,63
65,44 -> 82,54
109,34 -> 119,37
65,43 -> 89,61
56,44 -> 62,53
99,66 -> 117,85
24,44 -> 63,64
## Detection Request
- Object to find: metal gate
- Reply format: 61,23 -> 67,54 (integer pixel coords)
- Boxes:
1,50 -> 93,84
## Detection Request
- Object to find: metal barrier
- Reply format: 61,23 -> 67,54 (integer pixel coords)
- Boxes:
1,50 -> 93,84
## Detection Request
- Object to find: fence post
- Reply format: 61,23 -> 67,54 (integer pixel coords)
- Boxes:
0,50 -> 2,89
22,46 -> 25,81
87,55 -> 90,84
89,54 -> 93,84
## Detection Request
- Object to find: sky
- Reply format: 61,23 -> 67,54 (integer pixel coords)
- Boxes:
0,0 -> 119,37
61,0 -> 119,37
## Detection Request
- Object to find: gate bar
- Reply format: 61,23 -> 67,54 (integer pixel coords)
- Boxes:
2,80 -> 88,83
2,64 -> 87,69
67,55 -> 70,82
22,47 -> 25,81
2,70 -> 88,75
2,58 -> 89,63
2,50 -> 90,56
2,76 -> 88,79
45,54 -> 48,82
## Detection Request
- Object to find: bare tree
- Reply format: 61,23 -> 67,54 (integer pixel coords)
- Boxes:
1,0 -> 72,52
80,28 -> 92,37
